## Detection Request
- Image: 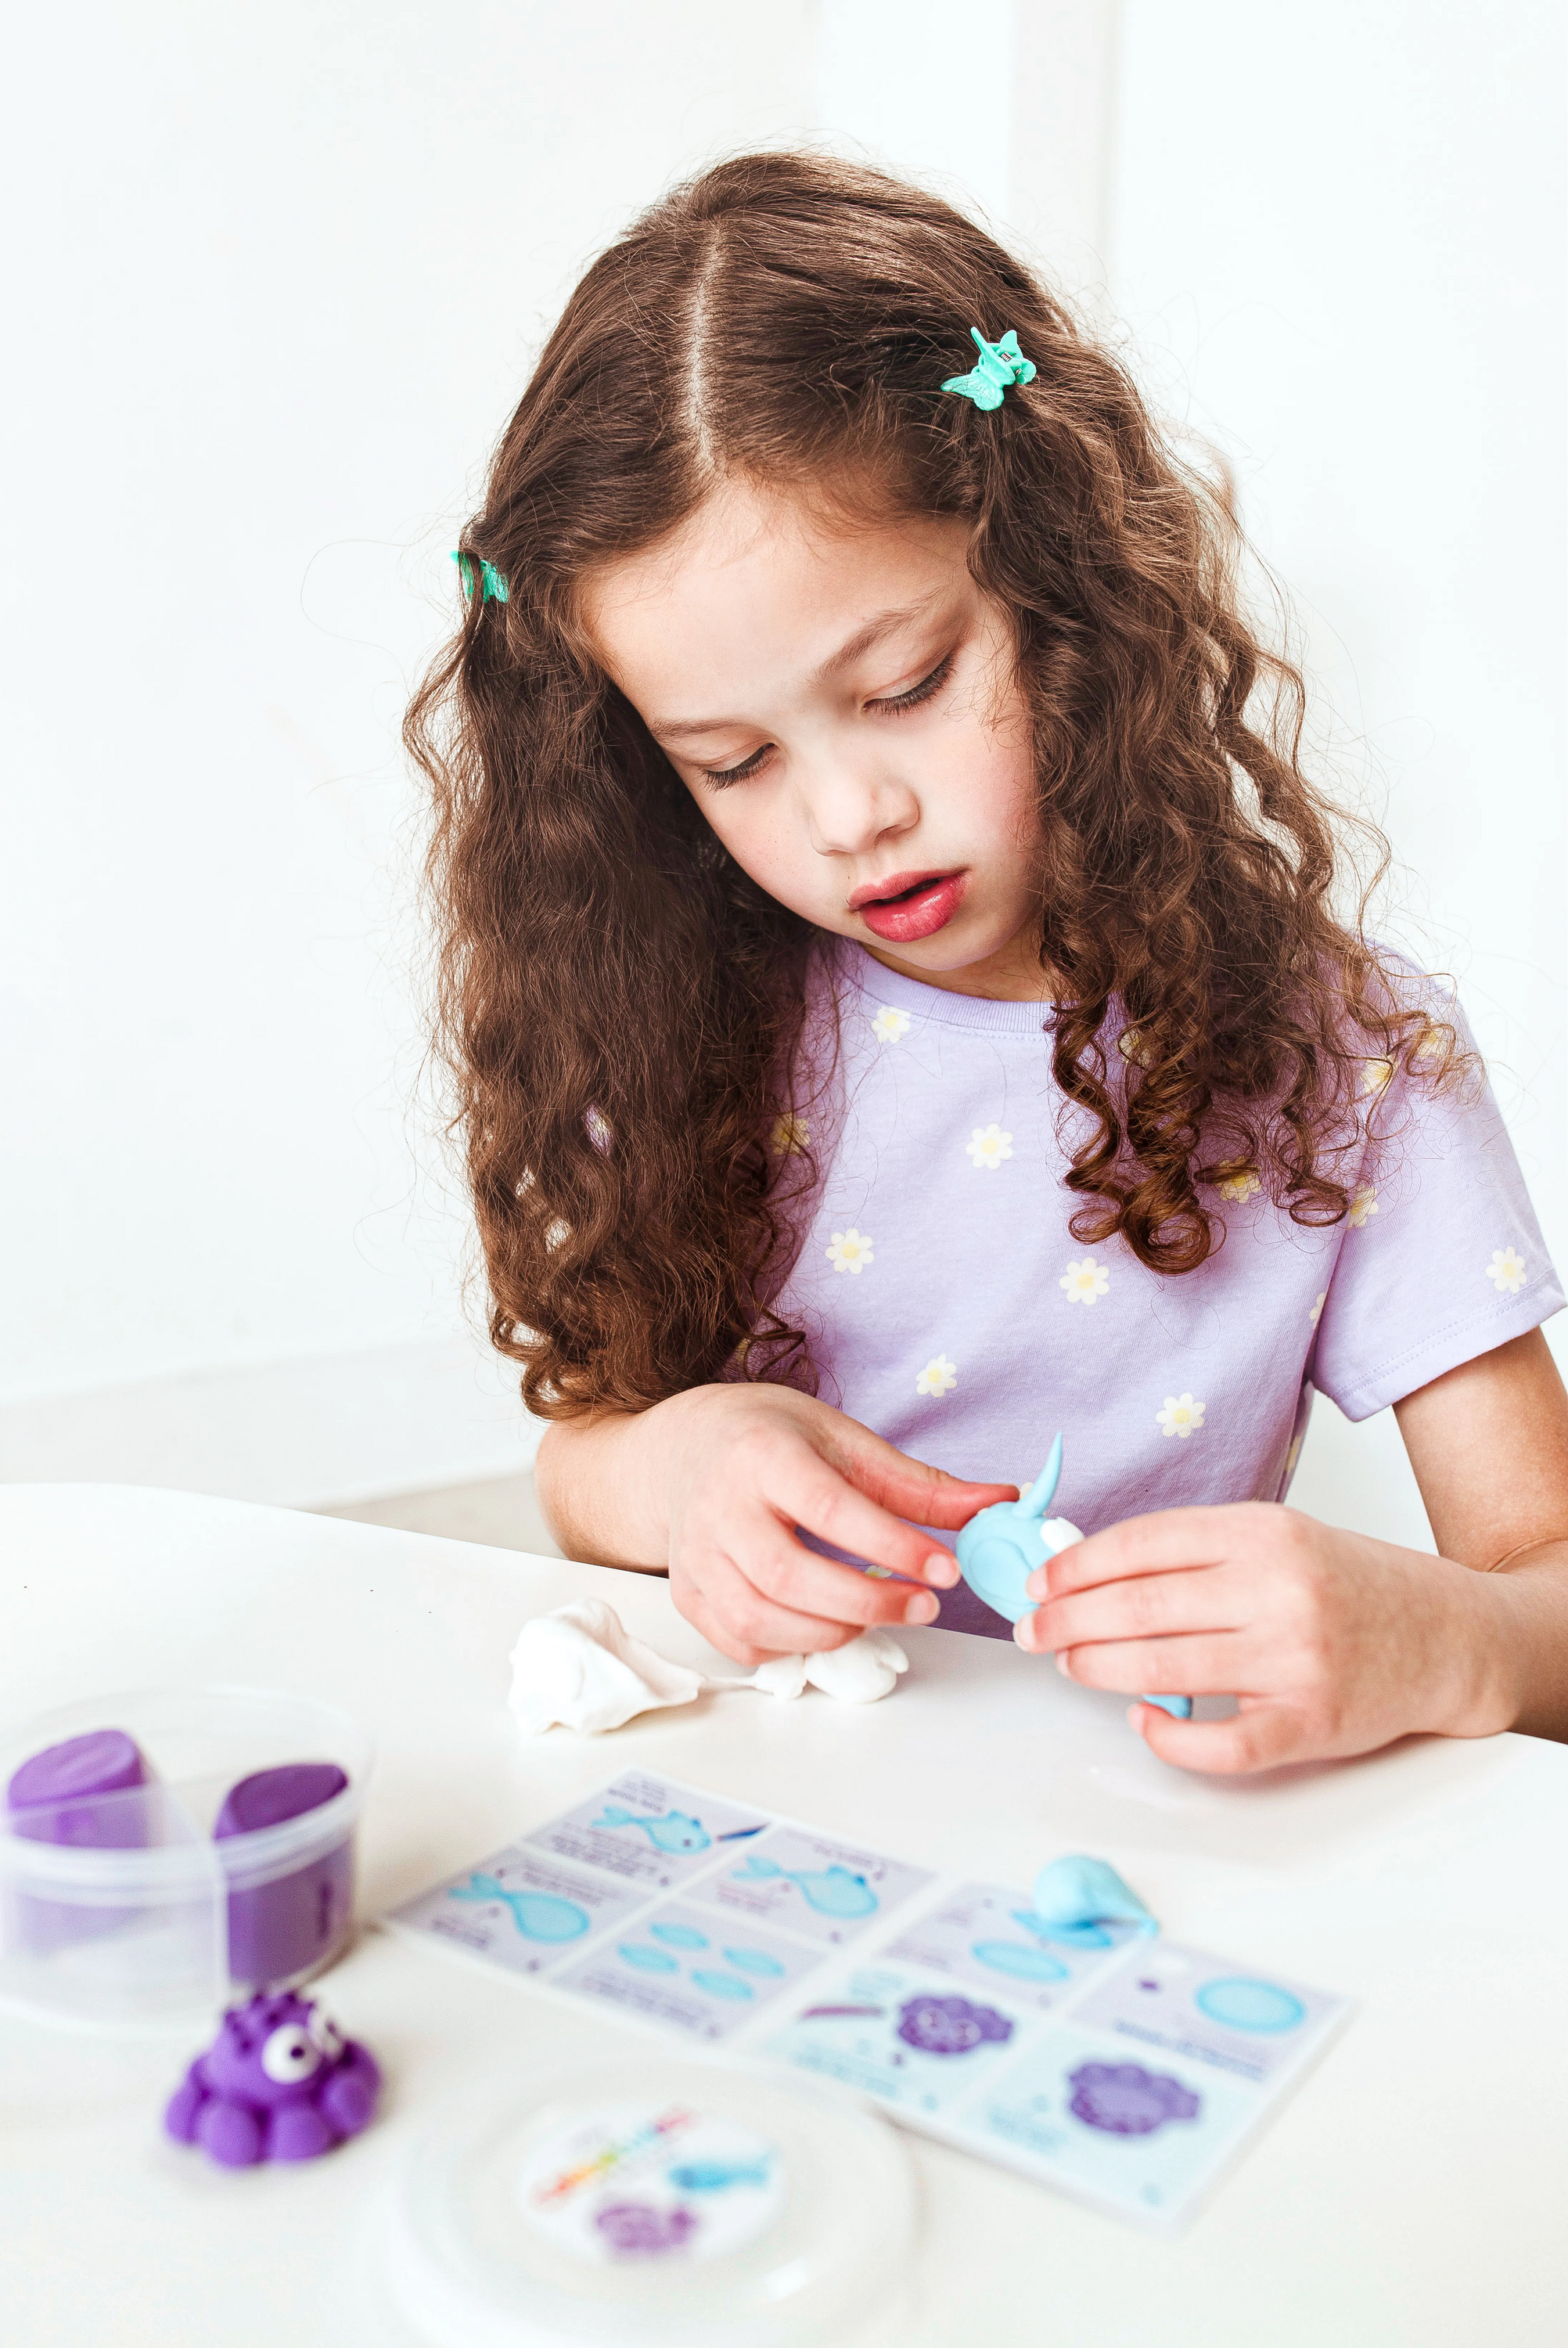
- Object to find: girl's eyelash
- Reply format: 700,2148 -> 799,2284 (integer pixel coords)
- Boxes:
699,650 -> 955,785
702,744 -> 772,786
870,650 -> 955,715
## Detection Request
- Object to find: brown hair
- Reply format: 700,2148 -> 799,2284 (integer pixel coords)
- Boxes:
406,151 -> 1451,1421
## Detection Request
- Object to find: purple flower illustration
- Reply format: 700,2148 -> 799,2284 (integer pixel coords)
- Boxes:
897,1993 -> 1015,2056
594,2201 -> 699,2258
1068,2061 -> 1201,2136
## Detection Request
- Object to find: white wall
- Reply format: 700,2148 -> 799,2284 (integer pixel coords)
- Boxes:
1105,0 -> 1566,1543
4,3 -> 1563,1532
1,2 -> 813,1502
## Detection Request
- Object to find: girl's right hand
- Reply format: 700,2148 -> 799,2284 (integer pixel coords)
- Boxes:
537,1384 -> 1016,1666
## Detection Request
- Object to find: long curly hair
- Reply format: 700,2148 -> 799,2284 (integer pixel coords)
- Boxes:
406,151 -> 1452,1421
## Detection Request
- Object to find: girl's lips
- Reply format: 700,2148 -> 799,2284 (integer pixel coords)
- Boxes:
853,870 -> 968,943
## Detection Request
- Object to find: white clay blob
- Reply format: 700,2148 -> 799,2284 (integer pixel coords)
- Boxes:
507,1601 -> 909,1736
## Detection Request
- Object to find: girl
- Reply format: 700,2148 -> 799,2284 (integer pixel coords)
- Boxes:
408,153 -> 1568,1775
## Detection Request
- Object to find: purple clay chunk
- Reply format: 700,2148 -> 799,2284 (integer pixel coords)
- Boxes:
214,1763 -> 351,1989
163,1989 -> 380,2167
1067,2060 -> 1201,2136
7,1730 -> 149,1845
896,1993 -> 1015,2056
5,1730 -> 152,1954
594,2202 -> 699,2258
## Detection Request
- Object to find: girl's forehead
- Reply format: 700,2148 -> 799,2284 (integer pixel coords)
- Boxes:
583,483 -> 969,715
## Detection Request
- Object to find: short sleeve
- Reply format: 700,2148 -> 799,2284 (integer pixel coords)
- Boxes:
1311,1010 -> 1564,1421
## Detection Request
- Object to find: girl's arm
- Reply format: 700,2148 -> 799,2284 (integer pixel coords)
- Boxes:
534,1384 -> 1016,1664
1020,1328 -> 1568,1770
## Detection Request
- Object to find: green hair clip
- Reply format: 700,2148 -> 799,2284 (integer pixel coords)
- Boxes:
450,549 -> 509,605
941,328 -> 1036,412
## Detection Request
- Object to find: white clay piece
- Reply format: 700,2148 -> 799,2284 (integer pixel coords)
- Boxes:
507,1600 -> 908,1736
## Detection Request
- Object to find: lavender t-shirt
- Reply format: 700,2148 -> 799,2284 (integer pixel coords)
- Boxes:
773,945 -> 1563,1638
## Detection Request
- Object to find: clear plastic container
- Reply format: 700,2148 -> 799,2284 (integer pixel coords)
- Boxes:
0,1686 -> 372,2032
382,2055 -> 917,2348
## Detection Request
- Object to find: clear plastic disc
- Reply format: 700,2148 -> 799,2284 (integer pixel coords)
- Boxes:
384,2055 -> 916,2348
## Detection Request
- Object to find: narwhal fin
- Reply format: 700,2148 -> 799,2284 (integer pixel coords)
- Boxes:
1022,1431 -> 1063,1521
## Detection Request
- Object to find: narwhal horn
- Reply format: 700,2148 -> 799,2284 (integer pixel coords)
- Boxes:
1022,1431 -> 1064,1520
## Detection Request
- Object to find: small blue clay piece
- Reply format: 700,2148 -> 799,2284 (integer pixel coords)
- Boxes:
956,1436 -> 1194,1720
955,1432 -> 1078,1622
164,1990 -> 379,2167
1034,1853 -> 1159,1946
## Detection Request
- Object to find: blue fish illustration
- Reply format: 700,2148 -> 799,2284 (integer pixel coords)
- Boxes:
668,2157 -> 773,2192
449,1872 -> 588,1943
735,1855 -> 878,1918
591,1804 -> 712,1855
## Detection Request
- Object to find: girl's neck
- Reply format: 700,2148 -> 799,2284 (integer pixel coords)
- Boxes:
858,924 -> 1056,1004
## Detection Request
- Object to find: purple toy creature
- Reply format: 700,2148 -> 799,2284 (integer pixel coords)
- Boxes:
164,1990 -> 379,2167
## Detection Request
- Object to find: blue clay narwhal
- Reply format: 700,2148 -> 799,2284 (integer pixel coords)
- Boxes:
955,1435 -> 1192,1722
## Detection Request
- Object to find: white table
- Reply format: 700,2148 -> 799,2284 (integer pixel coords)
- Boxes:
2,1484 -> 1564,2347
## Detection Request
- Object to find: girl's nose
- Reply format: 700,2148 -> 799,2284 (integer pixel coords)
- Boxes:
800,756 -> 919,859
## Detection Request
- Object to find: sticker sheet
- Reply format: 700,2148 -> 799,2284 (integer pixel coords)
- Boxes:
387,1771 -> 1349,2231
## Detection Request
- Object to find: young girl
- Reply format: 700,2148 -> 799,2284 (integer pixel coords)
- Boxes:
409,153 -> 1568,1776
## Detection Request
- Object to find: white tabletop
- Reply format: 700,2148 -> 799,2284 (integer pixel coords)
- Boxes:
2,1483 -> 1564,2347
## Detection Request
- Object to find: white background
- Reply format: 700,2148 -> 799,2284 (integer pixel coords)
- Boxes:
2,2 -> 1562,1539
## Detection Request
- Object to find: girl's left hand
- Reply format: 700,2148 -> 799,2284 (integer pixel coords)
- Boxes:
1018,1502 -> 1516,1774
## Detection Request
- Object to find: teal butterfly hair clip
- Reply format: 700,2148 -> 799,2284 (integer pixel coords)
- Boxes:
450,549 -> 509,605
941,327 -> 1036,412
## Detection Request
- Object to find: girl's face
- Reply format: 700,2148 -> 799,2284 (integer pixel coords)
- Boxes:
584,482 -> 1045,997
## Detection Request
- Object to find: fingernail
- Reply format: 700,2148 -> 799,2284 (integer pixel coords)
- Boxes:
904,1592 -> 939,1626
924,1552 -> 958,1587
1055,1651 -> 1072,1677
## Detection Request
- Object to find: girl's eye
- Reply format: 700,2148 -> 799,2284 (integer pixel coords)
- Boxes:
869,650 -> 955,715
701,743 -> 774,787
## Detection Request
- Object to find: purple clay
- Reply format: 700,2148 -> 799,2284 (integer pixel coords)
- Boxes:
214,1763 -> 351,1990
594,2202 -> 699,2259
163,1989 -> 380,2167
5,1730 -> 151,1954
897,1993 -> 1015,2057
1067,2060 -> 1201,2137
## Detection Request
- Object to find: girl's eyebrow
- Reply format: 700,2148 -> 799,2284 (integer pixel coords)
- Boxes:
650,593 -> 945,742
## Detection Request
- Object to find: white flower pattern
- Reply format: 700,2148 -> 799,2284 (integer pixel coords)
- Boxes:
826,1227 -> 873,1274
1215,1169 -> 1261,1203
1487,1246 -> 1527,1296
915,1352 -> 958,1398
1309,1291 -> 1326,1327
1059,1255 -> 1110,1306
1347,1183 -> 1379,1229
1361,1056 -> 1395,1098
965,1122 -> 1013,1171
771,1111 -> 810,1156
1156,1392 -> 1206,1439
870,1006 -> 911,1045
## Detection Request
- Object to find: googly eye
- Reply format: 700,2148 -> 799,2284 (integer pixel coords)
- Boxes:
261,2023 -> 322,2083
306,2008 -> 343,2061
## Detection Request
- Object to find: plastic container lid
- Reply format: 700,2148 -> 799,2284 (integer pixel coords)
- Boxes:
384,2057 -> 917,2348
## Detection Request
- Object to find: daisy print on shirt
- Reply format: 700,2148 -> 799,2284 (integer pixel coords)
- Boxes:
965,1122 -> 1013,1170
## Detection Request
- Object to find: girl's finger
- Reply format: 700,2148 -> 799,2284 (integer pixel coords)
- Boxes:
740,1529 -> 941,1630
1050,1631 -> 1250,1698
678,1569 -> 868,1667
767,1457 -> 963,1587
1030,1504 -> 1280,1601
1021,1559 -> 1253,1655
1127,1700 -> 1307,1776
827,1417 -> 1016,1531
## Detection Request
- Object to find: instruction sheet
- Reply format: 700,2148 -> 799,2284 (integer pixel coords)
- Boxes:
387,1768 -> 1350,2230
